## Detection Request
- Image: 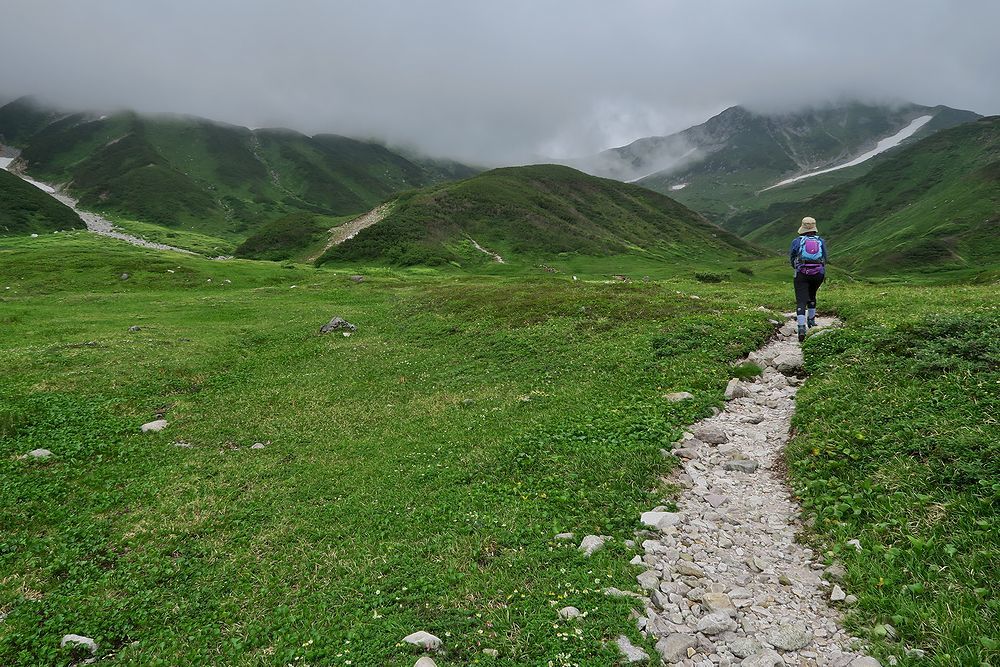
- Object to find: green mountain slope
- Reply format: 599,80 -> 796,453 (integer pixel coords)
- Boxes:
318,164 -> 761,267
574,102 -> 980,222
733,116 -> 1000,274
0,170 -> 82,235
0,97 -> 475,240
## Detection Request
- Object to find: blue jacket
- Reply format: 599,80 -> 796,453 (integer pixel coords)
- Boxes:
789,233 -> 828,274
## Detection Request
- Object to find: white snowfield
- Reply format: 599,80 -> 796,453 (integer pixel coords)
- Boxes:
670,183 -> 688,191
762,114 -> 934,191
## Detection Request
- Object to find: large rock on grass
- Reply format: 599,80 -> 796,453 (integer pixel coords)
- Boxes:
320,317 -> 357,334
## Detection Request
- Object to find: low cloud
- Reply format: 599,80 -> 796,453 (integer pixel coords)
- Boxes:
2,1 -> 998,164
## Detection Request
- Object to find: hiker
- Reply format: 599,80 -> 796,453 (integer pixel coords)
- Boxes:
789,216 -> 827,342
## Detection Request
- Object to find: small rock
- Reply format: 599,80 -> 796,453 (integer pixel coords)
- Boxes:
727,637 -> 763,659
119,273 -> 130,280
740,649 -> 784,667
724,378 -> 750,400
554,532 -> 575,541
403,631 -> 442,651
847,539 -> 863,551
723,459 -> 759,473
702,592 -> 734,615
483,648 -> 499,658
616,635 -> 649,663
579,535 -> 606,556
414,658 -> 437,667
691,423 -> 728,444
767,622 -> 812,650
849,658 -> 881,667
320,317 -> 357,334
558,606 -> 581,620
664,391 -> 694,402
845,594 -> 858,605
28,448 -> 53,458
673,447 -> 700,460
349,275 -> 365,283
637,570 -> 660,591
773,352 -> 803,374
251,443 -> 266,450
128,325 -> 141,332
825,562 -> 847,581
675,561 -> 705,578
778,574 -> 792,586
704,494 -> 728,508
172,441 -> 193,448
60,634 -> 97,655
697,610 -> 737,635
656,633 -> 697,662
831,585 -> 846,601
141,419 -> 168,433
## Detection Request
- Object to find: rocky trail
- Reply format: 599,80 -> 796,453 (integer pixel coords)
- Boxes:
607,315 -> 880,666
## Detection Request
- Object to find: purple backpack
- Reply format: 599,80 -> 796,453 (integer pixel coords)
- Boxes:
797,236 -> 825,275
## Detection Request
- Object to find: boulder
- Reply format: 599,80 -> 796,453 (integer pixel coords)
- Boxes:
60,634 -> 97,655
558,606 -> 581,620
696,610 -> 737,635
773,352 -> 804,375
740,649 -> 784,666
403,631 -> 442,651
28,448 -> 53,458
578,535 -> 607,556
664,391 -> 694,402
320,317 -> 357,334
691,423 -> 728,445
723,459 -> 759,473
724,378 -> 750,400
656,633 -> 697,662
702,592 -> 734,616
616,635 -> 649,663
415,658 -> 437,667
141,419 -> 168,433
727,636 -> 763,659
766,622 -> 812,650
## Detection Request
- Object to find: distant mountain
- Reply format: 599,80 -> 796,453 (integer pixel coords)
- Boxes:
0,169 -> 82,236
729,116 -> 1000,275
572,102 -> 980,221
0,97 -> 477,239
316,164 -> 761,267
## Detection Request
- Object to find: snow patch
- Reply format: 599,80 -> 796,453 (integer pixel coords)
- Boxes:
670,183 -> 688,191
0,157 -> 13,170
762,115 -> 933,191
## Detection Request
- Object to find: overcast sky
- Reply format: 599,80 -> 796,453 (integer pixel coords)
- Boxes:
2,1 -> 998,165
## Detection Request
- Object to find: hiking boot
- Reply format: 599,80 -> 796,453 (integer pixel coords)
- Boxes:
807,317 -> 817,328
797,325 -> 807,342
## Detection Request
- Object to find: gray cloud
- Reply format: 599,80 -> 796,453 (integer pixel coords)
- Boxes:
2,0 -> 998,165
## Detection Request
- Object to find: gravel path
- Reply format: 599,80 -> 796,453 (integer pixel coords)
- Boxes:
628,317 -> 880,666
50,192 -> 196,254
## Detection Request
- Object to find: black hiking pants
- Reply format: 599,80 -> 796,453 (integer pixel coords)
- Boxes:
793,272 -> 825,316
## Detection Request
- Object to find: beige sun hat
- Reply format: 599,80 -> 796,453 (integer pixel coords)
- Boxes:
798,216 -> 818,234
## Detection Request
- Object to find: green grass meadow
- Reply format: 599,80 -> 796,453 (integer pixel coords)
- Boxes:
1,233 -> 997,665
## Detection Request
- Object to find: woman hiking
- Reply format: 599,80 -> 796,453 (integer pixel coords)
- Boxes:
789,216 -> 828,342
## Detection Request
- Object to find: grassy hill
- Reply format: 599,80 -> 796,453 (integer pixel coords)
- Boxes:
0,170 -> 82,235
730,116 -> 1000,275
0,97 -> 475,242
318,164 -> 761,268
574,103 -> 980,222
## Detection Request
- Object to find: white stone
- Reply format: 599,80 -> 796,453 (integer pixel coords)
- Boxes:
141,419 -> 168,433
558,606 -> 581,620
403,631 -> 441,650
831,584 -> 846,601
579,535 -> 607,556
414,658 -> 438,667
616,635 -> 649,663
665,391 -> 695,402
60,634 -> 97,654
28,448 -> 53,458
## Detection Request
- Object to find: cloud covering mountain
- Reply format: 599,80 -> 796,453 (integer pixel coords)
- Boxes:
2,0 -> 998,164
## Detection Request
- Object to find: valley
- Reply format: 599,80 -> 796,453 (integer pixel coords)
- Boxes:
0,95 -> 997,667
